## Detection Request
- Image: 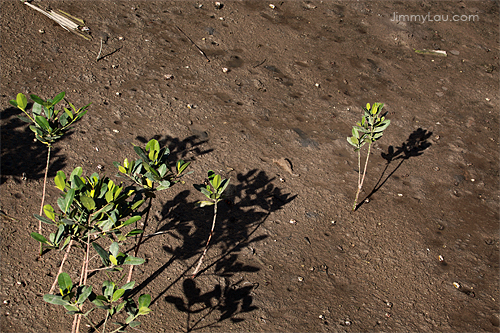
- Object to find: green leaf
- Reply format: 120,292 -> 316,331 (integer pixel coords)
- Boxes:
16,93 -> 27,110
43,294 -> 70,305
176,160 -> 190,175
126,229 -> 143,237
51,91 -> 65,106
112,289 -> 125,302
93,243 -> 111,266
32,103 -> 43,116
64,304 -> 81,313
138,294 -> 151,309
59,189 -> 75,214
125,314 -> 136,324
211,174 -> 221,190
196,201 -> 215,208
116,301 -> 127,313
92,299 -> 111,310
347,136 -> 359,147
218,178 -> 230,196
145,139 -> 160,161
30,94 -> 45,106
129,321 -> 141,328
373,119 -> 391,133
103,280 -> 115,299
58,273 -> 73,294
35,115 -> 51,132
133,146 -> 149,163
34,213 -> 55,225
138,307 -> 151,316
54,171 -> 67,191
80,195 -> 96,211
76,286 -> 92,304
109,242 -> 119,258
121,281 -> 135,291
123,216 -> 141,227
156,180 -> 171,191
109,255 -> 118,266
130,199 -> 145,211
157,164 -> 167,178
118,165 -> 127,174
69,167 -> 83,183
123,255 -> 144,265
30,232 -> 51,245
199,187 -> 211,198
17,115 -> 32,123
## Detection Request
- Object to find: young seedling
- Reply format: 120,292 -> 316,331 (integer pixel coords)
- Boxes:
191,170 -> 230,277
32,167 -> 151,333
9,92 -> 89,254
347,102 -> 391,211
113,139 -> 190,282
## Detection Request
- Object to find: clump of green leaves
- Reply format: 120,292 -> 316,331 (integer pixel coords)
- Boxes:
9,92 -> 89,254
114,139 -> 190,282
347,102 -> 391,211
32,167 -> 150,333
191,170 -> 230,277
9,92 -> 89,146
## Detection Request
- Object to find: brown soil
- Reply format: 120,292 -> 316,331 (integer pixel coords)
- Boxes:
1,1 -> 499,332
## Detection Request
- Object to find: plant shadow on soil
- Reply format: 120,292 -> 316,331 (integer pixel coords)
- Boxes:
356,127 -> 433,210
1,106 -> 67,184
126,168 -> 295,330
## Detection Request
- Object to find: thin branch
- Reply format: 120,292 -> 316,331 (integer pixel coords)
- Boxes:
48,239 -> 74,294
192,200 -> 218,278
39,145 -> 51,255
176,25 -> 210,62
126,196 -> 153,283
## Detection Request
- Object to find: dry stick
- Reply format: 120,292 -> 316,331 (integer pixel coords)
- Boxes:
39,145 -> 52,255
191,200 -> 218,278
126,196 -> 153,283
175,25 -> 210,62
48,239 -> 74,294
96,38 -> 103,61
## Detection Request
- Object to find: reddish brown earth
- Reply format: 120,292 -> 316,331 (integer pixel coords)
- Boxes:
1,1 -> 499,332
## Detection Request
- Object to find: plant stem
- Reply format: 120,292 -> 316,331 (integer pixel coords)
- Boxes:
192,200 -> 218,278
39,145 -> 51,255
354,142 -> 373,211
353,148 -> 361,211
126,196 -> 153,283
48,239 -> 73,294
74,232 -> 91,333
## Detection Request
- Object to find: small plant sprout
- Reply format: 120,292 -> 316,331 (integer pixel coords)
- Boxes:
10,92 -> 90,255
113,139 -> 190,282
191,170 -> 230,277
347,102 -> 391,211
32,167 -> 151,333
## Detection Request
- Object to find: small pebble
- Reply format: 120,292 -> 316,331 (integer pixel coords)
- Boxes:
222,67 -> 229,73
269,4 -> 276,9
289,219 -> 297,224
298,276 -> 304,282
39,29 -> 45,34
315,83 -> 320,87
449,50 -> 460,55
397,193 -> 403,197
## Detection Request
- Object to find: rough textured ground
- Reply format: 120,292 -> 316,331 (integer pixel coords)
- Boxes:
1,1 -> 499,332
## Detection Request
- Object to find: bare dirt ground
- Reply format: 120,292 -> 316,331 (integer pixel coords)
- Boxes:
1,1 -> 499,332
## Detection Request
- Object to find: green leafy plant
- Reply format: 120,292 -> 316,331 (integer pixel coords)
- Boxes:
9,92 -> 89,254
113,139 -> 190,282
191,170 -> 230,277
347,102 -> 391,211
32,167 -> 151,333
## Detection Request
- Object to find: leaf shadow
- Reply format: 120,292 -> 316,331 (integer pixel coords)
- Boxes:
356,127 -> 433,210
127,169 -> 295,328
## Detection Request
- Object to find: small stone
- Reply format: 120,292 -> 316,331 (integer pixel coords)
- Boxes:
164,74 -> 174,80
315,83 -> 320,87
269,4 -> 276,9
39,29 -> 45,34
298,276 -> 304,282
222,67 -> 229,73
289,219 -> 297,224
436,91 -> 444,97
450,50 -> 460,56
